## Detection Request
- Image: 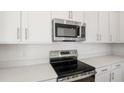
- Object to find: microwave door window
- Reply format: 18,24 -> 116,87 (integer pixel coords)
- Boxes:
57,27 -> 77,37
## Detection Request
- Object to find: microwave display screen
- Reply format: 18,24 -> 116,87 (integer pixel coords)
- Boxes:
55,23 -> 80,37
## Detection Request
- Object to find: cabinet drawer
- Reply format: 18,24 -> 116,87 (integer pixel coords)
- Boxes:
96,66 -> 111,74
111,63 -> 122,70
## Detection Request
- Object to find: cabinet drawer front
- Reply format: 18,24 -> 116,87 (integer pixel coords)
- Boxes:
111,63 -> 122,70
96,66 -> 111,74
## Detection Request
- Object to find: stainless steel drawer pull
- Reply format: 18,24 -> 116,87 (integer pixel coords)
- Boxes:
17,27 -> 20,40
116,64 -> 121,67
100,34 -> 102,41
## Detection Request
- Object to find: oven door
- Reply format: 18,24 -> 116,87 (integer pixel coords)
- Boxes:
53,23 -> 81,41
73,75 -> 95,82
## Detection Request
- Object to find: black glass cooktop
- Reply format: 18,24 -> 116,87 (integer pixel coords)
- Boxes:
50,60 -> 95,78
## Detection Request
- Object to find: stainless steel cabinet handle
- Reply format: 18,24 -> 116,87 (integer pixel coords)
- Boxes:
25,28 -> 28,40
109,73 -> 111,82
116,64 -> 121,67
17,27 -> 20,40
112,72 -> 114,80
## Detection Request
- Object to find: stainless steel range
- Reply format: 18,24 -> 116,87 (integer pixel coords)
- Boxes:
50,50 -> 96,82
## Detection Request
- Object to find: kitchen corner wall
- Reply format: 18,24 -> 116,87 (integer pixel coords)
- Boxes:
0,43 -> 111,68
111,44 -> 124,56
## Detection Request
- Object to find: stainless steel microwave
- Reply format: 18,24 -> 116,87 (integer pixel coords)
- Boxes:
52,18 -> 85,42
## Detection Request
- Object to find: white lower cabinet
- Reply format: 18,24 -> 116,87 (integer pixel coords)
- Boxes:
95,66 -> 111,82
110,63 -> 122,82
111,69 -> 122,82
95,63 -> 122,82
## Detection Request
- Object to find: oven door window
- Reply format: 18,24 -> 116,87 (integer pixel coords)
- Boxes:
55,23 -> 80,38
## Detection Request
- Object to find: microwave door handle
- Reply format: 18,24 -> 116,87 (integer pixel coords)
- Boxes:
80,26 -> 82,37
76,26 -> 81,37
81,26 -> 86,37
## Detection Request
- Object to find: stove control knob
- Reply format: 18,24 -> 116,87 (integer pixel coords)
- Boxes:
88,72 -> 91,74
67,77 -> 70,80
72,75 -> 75,78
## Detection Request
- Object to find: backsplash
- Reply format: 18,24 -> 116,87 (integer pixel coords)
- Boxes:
0,43 -> 111,68
112,44 -> 124,56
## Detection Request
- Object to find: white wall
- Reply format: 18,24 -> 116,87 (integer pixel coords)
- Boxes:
0,43 -> 111,68
111,44 -> 124,56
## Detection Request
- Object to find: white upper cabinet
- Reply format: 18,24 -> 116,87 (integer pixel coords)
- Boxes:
109,11 -> 120,42
120,12 -> 124,42
22,11 -> 52,43
84,11 -> 98,42
51,11 -> 84,22
0,11 -> 122,44
98,12 -> 110,42
70,11 -> 84,22
0,11 -> 21,43
51,11 -> 69,19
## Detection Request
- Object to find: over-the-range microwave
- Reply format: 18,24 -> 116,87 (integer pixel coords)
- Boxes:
52,18 -> 86,42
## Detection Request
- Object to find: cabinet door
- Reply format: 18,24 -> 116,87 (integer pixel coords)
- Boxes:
111,69 -> 122,82
111,63 -> 122,82
95,72 -> 110,82
95,66 -> 111,82
51,11 -> 69,19
122,63 -> 124,82
120,12 -> 124,42
71,11 -> 84,22
99,12 -> 109,42
84,11 -> 98,42
0,11 -> 21,42
109,12 -> 120,42
22,11 -> 52,43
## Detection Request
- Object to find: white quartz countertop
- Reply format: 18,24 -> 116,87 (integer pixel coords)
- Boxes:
0,55 -> 124,82
79,55 -> 124,68
0,63 -> 57,82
